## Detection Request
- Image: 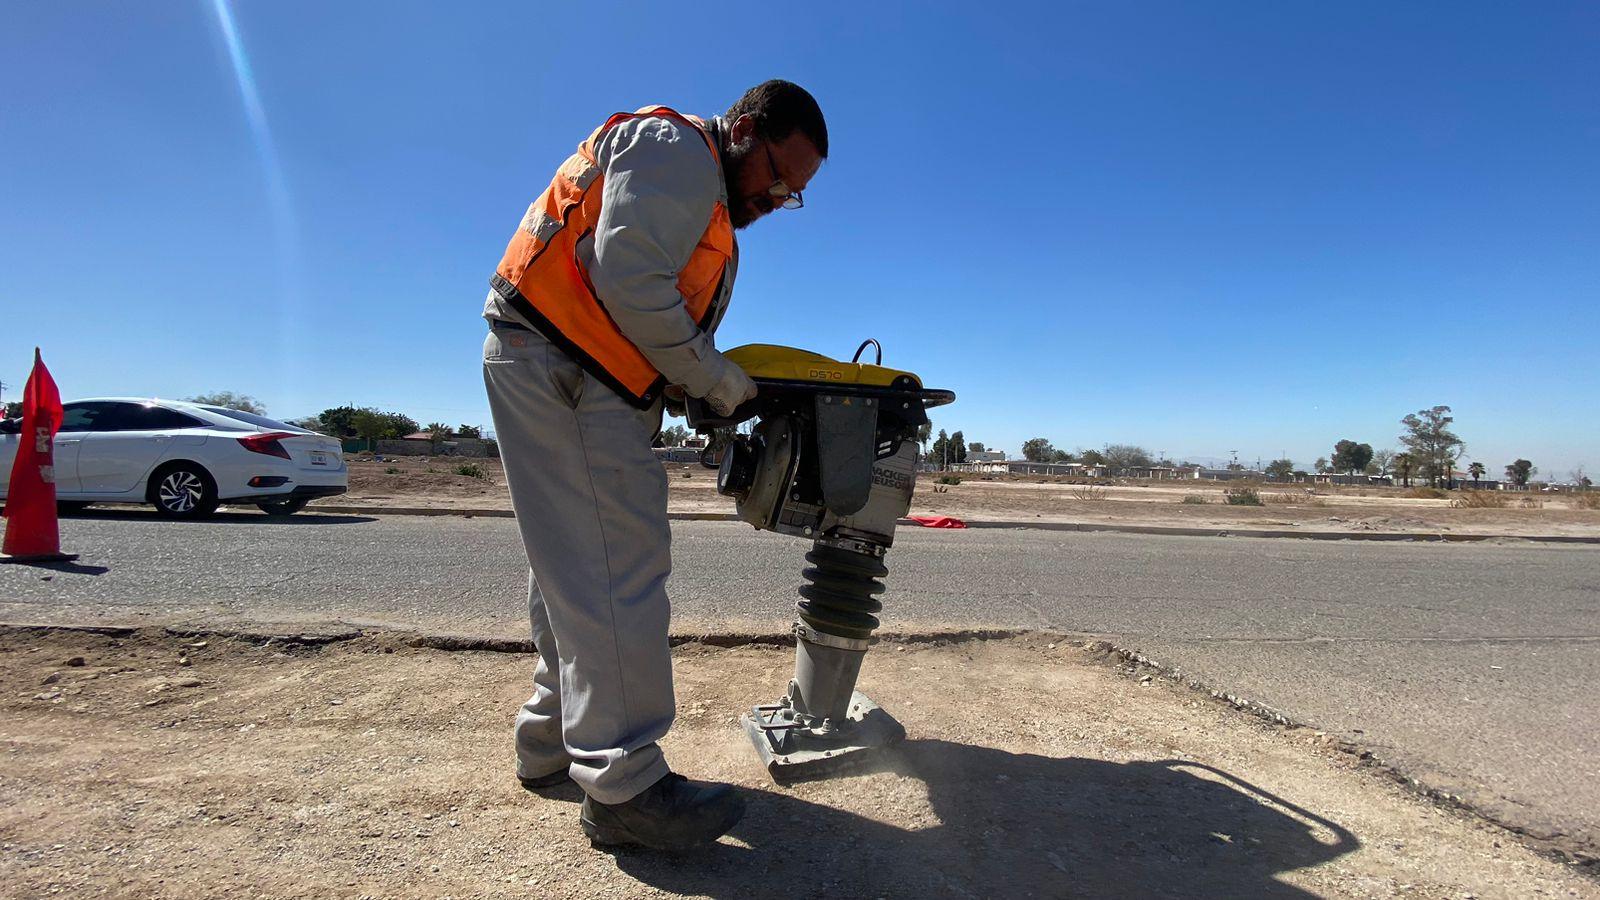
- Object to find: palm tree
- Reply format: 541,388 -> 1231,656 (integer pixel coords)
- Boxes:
1468,461 -> 1486,488
1393,452 -> 1415,488
425,421 -> 451,454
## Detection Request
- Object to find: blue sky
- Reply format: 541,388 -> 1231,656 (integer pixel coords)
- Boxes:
3,2 -> 1596,475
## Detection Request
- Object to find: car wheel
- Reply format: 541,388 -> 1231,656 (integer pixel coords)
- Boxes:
150,463 -> 219,519
257,497 -> 310,517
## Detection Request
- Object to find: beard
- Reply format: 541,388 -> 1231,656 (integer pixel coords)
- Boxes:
722,137 -> 771,230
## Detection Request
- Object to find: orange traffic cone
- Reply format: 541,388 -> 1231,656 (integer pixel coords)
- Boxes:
1,349 -> 79,564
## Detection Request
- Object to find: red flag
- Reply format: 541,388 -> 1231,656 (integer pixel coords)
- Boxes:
2,348 -> 70,559
905,515 -> 967,529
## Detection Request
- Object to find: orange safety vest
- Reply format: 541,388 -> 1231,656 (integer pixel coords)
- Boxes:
490,106 -> 734,408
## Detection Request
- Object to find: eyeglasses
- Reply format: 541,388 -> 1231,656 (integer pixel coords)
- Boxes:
763,141 -> 804,210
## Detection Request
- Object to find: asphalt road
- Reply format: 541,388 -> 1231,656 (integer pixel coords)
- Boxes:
4,509 -> 1598,856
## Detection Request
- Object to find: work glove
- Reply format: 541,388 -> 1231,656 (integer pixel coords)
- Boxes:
703,362 -> 758,417
663,384 -> 687,418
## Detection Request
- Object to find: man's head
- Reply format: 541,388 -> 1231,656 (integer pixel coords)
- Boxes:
721,80 -> 827,230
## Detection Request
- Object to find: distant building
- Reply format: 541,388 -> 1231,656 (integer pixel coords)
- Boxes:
1314,473 -> 1395,486
1003,460 -> 1108,478
1124,465 -> 1178,480
947,450 -> 1008,474
653,447 -> 705,463
377,434 -> 493,458
1186,467 -> 1265,481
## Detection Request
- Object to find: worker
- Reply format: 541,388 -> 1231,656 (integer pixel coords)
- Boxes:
481,80 -> 828,850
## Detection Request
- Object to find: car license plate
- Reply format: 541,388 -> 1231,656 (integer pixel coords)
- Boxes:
310,451 -> 331,466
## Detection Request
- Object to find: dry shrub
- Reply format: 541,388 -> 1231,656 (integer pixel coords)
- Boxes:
1224,487 -> 1262,506
1574,492 -> 1600,510
1450,491 -> 1510,509
1518,496 -> 1544,509
1405,487 -> 1448,500
1071,485 -> 1107,502
1267,491 -> 1329,507
1181,494 -> 1209,505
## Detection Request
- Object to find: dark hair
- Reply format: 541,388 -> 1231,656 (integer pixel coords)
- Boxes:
727,80 -> 828,158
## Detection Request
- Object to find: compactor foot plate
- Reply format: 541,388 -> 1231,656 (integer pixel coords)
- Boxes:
742,690 -> 905,784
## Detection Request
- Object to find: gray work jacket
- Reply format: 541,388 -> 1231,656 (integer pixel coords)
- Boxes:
485,114 -> 752,409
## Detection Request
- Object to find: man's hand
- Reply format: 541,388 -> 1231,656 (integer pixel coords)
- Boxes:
702,362 -> 758,417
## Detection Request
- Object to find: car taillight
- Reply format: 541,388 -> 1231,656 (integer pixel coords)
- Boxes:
238,431 -> 294,460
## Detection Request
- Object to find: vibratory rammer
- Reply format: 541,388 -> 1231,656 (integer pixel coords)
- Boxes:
685,341 -> 954,782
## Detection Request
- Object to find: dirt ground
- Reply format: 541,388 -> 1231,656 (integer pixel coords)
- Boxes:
338,456 -> 1600,538
3,627 -> 1595,899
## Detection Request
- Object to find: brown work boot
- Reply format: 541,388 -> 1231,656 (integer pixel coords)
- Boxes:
579,772 -> 745,850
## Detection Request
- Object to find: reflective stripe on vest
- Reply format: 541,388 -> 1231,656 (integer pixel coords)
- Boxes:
490,106 -> 733,408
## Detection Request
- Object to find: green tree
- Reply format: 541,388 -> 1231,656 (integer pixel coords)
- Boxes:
1467,462 -> 1486,487
968,442 -> 986,454
916,422 -> 933,456
4,401 -> 22,418
1504,459 -> 1536,487
1079,448 -> 1107,467
928,429 -> 951,469
1399,405 -> 1466,488
1331,440 -> 1374,476
1021,438 -> 1055,462
1265,458 -> 1295,479
187,391 -> 265,414
660,424 -> 690,447
1315,457 -> 1330,474
352,409 -> 390,450
1050,449 -> 1076,464
382,411 -> 417,437
950,430 -> 968,464
318,406 -> 361,438
457,424 -> 482,439
347,407 -> 419,450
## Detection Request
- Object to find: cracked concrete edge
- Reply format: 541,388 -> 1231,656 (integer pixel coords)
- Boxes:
307,504 -> 1600,544
4,617 -> 1595,875
0,621 -> 1035,654
1081,639 -> 1600,877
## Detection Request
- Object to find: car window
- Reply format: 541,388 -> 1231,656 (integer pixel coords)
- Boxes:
200,406 -> 312,433
63,402 -> 204,432
59,402 -> 119,432
122,406 -> 205,430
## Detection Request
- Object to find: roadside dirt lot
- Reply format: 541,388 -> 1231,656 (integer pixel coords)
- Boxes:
3,627 -> 1594,898
337,456 -> 1600,538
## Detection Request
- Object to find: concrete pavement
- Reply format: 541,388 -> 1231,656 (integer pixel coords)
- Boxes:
3,509 -> 1598,862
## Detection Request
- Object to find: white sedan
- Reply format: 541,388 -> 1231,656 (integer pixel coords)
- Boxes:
0,398 -> 347,518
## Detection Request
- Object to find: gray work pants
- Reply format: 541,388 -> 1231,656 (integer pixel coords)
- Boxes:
482,320 -> 673,805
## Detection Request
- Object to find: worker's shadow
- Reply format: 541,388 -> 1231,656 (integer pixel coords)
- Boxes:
608,739 -> 1359,899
